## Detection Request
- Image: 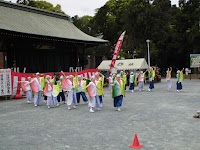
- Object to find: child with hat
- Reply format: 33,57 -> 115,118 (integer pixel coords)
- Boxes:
76,75 -> 88,104
86,76 -> 100,112
67,75 -> 77,110
112,74 -> 125,111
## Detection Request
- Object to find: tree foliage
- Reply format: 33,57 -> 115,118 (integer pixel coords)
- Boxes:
17,0 -> 200,69
16,0 -> 65,14
73,0 -> 200,69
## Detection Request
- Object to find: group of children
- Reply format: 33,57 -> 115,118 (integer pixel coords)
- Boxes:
19,67 -> 185,113
108,67 -> 185,93
20,71 -> 125,113
108,67 -> 156,93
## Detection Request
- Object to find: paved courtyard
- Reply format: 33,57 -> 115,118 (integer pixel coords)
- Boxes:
0,78 -> 200,150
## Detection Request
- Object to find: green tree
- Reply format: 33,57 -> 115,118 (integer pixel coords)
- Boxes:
16,0 -> 65,14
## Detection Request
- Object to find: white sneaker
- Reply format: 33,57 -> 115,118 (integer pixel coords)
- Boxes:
97,108 -> 101,111
177,90 -> 180,92
34,104 -> 37,107
73,105 -> 76,109
90,108 -> 94,113
131,90 -> 134,93
68,106 -> 71,110
63,101 -> 66,104
44,100 -> 47,103
100,104 -> 103,107
117,107 -> 121,112
48,106 -> 50,109
148,89 -> 151,92
56,103 -> 59,107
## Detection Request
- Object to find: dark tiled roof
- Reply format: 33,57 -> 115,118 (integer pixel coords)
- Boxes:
0,0 -> 108,43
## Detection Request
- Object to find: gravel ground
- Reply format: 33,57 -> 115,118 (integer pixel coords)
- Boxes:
0,78 -> 200,150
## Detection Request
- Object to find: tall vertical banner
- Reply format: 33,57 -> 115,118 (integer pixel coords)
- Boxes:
110,31 -> 126,73
0,69 -> 12,96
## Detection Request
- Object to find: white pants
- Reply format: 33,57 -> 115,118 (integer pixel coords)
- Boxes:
138,81 -> 144,90
109,84 -> 112,91
26,90 -> 32,102
88,96 -> 100,108
67,90 -> 77,106
88,96 -> 96,108
47,95 -> 58,107
34,91 -> 42,105
167,80 -> 172,89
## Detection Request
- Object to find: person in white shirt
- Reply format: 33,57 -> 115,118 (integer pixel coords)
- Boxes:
44,75 -> 53,109
76,75 -> 88,104
86,76 -> 100,113
29,72 -> 43,107
107,73 -> 113,91
129,72 -> 134,92
67,75 -> 77,110
19,77 -> 32,103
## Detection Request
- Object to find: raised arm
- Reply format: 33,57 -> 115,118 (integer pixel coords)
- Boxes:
170,67 -> 172,72
61,71 -> 67,78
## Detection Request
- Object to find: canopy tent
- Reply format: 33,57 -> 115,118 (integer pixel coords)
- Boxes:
97,58 -> 149,70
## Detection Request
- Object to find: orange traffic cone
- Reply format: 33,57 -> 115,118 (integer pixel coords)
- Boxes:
129,134 -> 143,149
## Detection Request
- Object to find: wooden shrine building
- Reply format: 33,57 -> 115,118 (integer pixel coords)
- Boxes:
0,0 -> 108,73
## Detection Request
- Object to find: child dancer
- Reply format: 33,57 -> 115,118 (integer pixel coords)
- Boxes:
30,73 -> 43,107
57,75 -> 66,104
67,75 -> 77,110
129,72 -> 134,92
86,76 -> 100,112
107,73 -> 113,91
148,67 -> 154,92
95,72 -> 104,108
176,68 -> 184,92
51,75 -> 60,107
138,71 -> 147,92
166,67 -> 172,90
19,77 -> 32,103
76,75 -> 88,104
112,74 -> 125,111
44,75 -> 53,109
123,72 -> 127,90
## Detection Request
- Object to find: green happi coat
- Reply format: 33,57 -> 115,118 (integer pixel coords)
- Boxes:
96,76 -> 104,96
134,74 -> 138,86
112,80 -> 125,98
123,74 -> 127,84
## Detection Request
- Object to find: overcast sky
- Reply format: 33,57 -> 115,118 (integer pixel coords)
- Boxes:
8,0 -> 179,17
